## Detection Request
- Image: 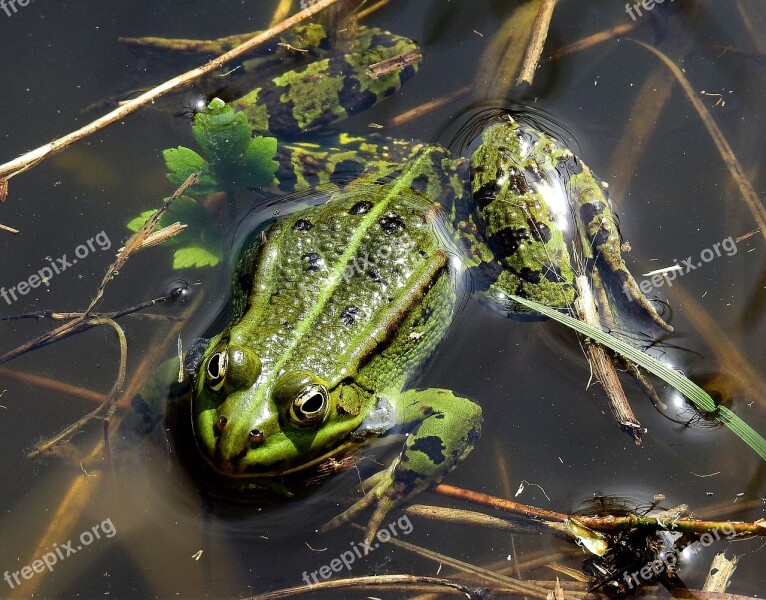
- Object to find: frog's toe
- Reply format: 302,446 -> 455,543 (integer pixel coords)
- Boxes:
320,468 -> 398,544
320,493 -> 375,535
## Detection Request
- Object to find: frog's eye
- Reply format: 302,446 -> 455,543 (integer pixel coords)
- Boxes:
206,351 -> 228,392
288,384 -> 329,427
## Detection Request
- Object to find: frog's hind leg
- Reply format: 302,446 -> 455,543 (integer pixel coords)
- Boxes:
466,117 -> 671,333
272,135 -> 420,193
464,122 -> 579,315
563,157 -> 672,333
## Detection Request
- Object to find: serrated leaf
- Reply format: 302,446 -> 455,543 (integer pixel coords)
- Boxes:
192,101 -> 251,170
163,146 -> 207,177
127,196 -> 213,243
172,246 -> 221,269
178,98 -> 278,192
241,136 -> 279,188
163,147 -> 219,193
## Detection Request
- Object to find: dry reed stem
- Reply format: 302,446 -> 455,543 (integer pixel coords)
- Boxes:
248,574 -> 476,599
517,0 -> 558,86
433,484 -> 766,537
0,366 -> 106,404
574,275 -> 642,444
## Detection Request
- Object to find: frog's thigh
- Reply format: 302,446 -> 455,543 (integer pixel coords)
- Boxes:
472,190 -> 577,312
394,388 -> 482,486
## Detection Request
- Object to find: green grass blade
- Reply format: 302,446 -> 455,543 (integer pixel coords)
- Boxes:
509,294 -> 766,462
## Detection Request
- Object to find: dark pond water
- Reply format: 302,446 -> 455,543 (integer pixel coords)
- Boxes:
0,1 -> 764,598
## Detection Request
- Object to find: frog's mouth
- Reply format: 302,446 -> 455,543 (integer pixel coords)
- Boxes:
209,438 -> 361,479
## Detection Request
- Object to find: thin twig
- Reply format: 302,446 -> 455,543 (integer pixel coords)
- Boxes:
0,172 -> 197,366
433,484 -> 766,537
517,0 -> 558,86
348,523 -> 585,600
28,316 -> 127,457
0,0 -> 341,191
387,86 -> 471,127
0,366 -> 105,405
357,0 -> 392,20
574,275 -> 642,444
248,574 -> 477,599
543,21 -> 639,63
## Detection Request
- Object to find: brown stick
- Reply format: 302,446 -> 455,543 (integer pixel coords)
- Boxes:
574,275 -> 642,444
350,524 -> 586,600
248,575 -> 477,599
387,86 -> 471,127
0,0 -> 341,190
0,366 -> 106,404
517,0 -> 557,86
543,21 -> 639,63
433,484 -> 766,537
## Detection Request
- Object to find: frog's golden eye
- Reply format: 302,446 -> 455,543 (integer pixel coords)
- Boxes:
288,384 -> 329,427
206,351 -> 228,392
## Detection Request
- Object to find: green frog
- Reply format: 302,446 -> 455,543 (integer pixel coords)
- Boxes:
141,23 -> 670,544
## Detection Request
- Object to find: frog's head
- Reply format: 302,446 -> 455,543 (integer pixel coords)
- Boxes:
191,341 -> 367,478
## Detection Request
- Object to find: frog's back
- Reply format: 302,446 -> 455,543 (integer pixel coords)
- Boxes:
230,181 -> 456,391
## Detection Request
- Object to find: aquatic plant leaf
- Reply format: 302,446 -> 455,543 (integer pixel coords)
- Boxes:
126,196 -> 222,268
174,97 -> 279,192
126,209 -> 158,233
163,147 -> 218,193
242,135 -> 279,187
191,98 -> 252,165
172,246 -> 220,269
509,294 -> 766,462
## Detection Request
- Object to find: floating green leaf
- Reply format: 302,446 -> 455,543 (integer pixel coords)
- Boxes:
509,293 -> 766,462
125,195 -> 222,268
164,98 -> 278,193
172,246 -> 220,269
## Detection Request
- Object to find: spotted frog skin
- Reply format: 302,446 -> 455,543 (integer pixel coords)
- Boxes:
160,23 -> 671,542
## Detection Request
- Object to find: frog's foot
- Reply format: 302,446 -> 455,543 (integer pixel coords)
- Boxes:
321,388 -> 482,545
320,463 -> 400,546
570,162 -> 672,333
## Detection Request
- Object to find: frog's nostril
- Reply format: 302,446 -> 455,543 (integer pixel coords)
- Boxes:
215,415 -> 228,434
248,428 -> 265,446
